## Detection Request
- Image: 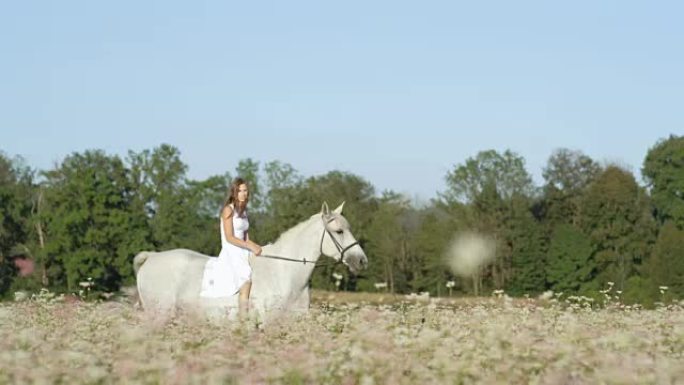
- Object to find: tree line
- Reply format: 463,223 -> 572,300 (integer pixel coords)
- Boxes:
1,135 -> 683,304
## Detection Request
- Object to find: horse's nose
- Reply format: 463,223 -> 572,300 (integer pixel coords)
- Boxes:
361,254 -> 368,269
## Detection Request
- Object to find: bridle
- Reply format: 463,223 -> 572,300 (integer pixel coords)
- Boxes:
257,214 -> 360,268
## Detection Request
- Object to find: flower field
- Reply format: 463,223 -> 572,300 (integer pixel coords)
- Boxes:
1,290 -> 682,384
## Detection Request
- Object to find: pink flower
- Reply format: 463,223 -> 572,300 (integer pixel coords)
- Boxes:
13,258 -> 35,277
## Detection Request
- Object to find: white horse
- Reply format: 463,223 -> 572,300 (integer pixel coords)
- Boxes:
134,202 -> 367,320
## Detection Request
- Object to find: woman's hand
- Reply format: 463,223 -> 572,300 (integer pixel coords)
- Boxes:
251,244 -> 262,256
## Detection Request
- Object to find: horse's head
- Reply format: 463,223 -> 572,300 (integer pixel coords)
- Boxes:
320,202 -> 368,274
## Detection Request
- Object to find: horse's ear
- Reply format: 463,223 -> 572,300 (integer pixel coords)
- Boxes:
333,201 -> 345,215
321,202 -> 330,216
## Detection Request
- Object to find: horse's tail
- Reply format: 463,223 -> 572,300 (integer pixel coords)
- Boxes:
133,251 -> 150,275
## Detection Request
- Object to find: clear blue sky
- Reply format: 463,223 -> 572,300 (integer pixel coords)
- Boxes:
2,1 -> 682,200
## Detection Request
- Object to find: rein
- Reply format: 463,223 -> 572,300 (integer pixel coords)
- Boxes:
257,215 -> 359,269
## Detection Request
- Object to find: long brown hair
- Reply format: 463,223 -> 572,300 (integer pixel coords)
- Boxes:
223,177 -> 249,217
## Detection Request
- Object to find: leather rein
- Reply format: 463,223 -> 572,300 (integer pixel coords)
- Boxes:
257,215 -> 359,268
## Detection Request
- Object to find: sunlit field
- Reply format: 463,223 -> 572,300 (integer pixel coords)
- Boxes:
1,290 -> 683,384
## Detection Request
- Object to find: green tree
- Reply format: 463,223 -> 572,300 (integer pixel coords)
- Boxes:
411,206 -> 456,295
642,135 -> 684,228
442,150 -> 537,292
471,182 -> 509,290
186,174 -> 231,219
127,144 -> 192,250
41,151 -> 152,291
545,224 -> 595,294
505,199 -> 546,296
542,149 -> 601,226
235,158 -> 263,213
184,174 -> 232,256
256,160 -> 304,243
579,166 -> 656,291
0,153 -> 35,297
300,171 -> 378,247
361,191 -> 415,293
442,149 -> 535,205
127,144 -> 187,209
646,221 -> 684,299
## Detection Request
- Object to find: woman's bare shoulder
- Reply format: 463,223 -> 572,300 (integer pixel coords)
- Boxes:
221,204 -> 234,219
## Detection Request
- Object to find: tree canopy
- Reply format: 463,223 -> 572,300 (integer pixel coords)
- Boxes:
1,137 -> 682,306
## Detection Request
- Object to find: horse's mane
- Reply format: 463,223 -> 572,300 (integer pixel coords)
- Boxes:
268,214 -> 320,247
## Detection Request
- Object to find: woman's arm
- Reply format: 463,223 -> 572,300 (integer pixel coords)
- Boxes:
221,206 -> 259,253
245,231 -> 262,256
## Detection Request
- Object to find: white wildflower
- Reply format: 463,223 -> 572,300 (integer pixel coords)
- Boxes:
13,291 -> 28,302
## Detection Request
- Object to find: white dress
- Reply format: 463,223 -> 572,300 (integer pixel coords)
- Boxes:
199,205 -> 252,298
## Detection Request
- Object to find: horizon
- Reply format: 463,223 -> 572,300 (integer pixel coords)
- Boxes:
2,133 -> 676,203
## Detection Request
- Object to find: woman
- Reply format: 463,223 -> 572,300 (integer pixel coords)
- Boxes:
200,177 -> 262,315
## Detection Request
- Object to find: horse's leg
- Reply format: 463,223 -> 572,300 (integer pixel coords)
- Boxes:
291,286 -> 311,313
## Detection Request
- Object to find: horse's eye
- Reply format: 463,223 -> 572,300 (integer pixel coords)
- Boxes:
335,229 -> 344,235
